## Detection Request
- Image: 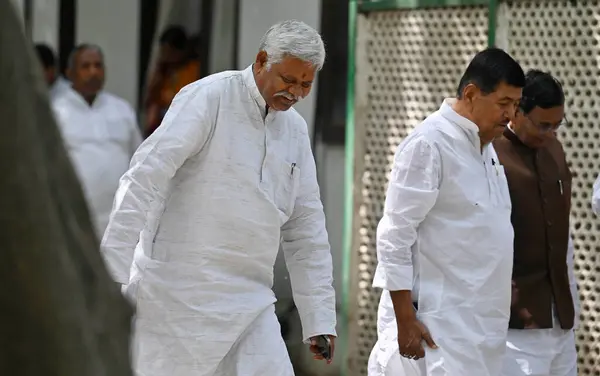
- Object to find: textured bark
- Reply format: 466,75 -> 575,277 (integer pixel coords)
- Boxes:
0,1 -> 134,375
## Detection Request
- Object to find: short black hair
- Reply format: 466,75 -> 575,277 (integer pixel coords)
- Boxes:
519,69 -> 565,114
34,43 -> 56,69
457,47 -> 525,98
159,25 -> 188,51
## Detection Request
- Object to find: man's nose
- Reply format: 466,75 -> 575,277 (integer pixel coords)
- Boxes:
508,103 -> 519,121
88,66 -> 101,76
289,85 -> 302,97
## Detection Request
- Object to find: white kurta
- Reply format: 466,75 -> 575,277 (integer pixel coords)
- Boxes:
50,75 -> 71,100
592,174 -> 600,215
52,87 -> 142,237
100,66 -> 336,376
368,99 -> 515,376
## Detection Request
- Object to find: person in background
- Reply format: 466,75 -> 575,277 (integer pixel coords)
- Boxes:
368,47 -> 525,376
144,25 -> 201,137
494,70 -> 579,376
51,44 -> 142,239
34,43 -> 70,99
100,20 -> 336,376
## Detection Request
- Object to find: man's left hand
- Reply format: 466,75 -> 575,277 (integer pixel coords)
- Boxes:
309,335 -> 336,364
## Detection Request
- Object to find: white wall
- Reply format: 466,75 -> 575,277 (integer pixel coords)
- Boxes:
31,0 -> 60,51
76,0 -> 140,107
209,0 -> 237,74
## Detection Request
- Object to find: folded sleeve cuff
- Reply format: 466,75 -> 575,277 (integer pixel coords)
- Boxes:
372,263 -> 413,291
299,308 -> 337,344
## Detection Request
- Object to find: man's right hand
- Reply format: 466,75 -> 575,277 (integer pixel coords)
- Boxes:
397,316 -> 437,360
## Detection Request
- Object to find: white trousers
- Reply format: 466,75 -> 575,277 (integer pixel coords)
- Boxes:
500,327 -> 577,376
213,306 -> 295,376
133,305 -> 294,376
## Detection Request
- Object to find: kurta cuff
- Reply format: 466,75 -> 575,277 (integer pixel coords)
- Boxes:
299,308 -> 337,344
372,263 -> 413,291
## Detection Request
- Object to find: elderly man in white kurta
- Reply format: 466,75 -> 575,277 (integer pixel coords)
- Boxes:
100,20 -> 336,376
368,48 -> 526,376
52,44 -> 142,238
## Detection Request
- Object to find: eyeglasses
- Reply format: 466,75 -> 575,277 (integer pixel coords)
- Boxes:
523,112 -> 570,134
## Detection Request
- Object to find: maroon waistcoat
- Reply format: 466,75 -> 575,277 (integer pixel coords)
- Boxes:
493,128 -> 574,330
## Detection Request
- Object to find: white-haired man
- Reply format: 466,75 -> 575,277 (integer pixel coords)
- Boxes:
100,20 -> 336,376
52,44 -> 142,238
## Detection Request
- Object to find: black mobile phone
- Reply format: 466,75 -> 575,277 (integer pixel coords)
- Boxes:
315,335 -> 331,361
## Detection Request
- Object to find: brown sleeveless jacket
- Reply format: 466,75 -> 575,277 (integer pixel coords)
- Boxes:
493,128 -> 574,330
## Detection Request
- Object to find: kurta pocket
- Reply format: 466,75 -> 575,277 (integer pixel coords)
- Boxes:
271,158 -> 301,219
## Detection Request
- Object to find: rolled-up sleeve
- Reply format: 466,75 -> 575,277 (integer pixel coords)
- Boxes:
281,130 -> 336,343
592,174 -> 600,215
100,84 -> 212,284
372,136 -> 441,291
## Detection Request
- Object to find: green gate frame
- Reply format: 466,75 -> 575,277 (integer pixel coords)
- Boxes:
341,0 -> 499,374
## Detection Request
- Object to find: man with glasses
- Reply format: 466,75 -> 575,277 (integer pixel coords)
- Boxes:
494,69 -> 579,376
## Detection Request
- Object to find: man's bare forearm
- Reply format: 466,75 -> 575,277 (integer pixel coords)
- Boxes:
390,290 -> 416,321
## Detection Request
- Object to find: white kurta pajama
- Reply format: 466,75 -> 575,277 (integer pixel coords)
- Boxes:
52,87 -> 142,238
368,100 -> 515,376
100,66 -> 336,376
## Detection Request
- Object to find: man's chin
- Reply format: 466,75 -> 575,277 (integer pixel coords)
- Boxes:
270,102 -> 295,112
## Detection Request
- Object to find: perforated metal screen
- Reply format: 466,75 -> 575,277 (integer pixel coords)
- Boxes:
350,1 -> 600,375
501,1 -> 600,374
349,7 -> 489,375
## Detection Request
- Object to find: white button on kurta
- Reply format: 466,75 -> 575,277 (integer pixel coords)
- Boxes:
368,99 -> 515,376
52,87 -> 142,238
100,66 -> 336,376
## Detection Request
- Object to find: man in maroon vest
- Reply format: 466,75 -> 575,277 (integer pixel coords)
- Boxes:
494,70 -> 579,376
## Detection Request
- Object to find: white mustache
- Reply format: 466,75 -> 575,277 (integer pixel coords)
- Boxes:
274,91 -> 303,102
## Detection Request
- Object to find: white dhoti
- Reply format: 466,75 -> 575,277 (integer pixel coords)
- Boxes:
214,306 -> 295,376
501,327 -> 577,376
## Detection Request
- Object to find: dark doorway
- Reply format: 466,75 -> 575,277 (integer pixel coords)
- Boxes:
313,0 -> 349,145
138,0 -> 160,109
58,0 -> 76,75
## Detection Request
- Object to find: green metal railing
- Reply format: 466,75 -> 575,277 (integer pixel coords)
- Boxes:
340,2 -> 358,375
358,0 -> 490,11
342,0 -> 499,373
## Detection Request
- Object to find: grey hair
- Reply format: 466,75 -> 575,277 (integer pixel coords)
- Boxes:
67,44 -> 104,70
258,20 -> 325,70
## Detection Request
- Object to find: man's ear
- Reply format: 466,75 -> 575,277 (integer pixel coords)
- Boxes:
254,51 -> 268,72
461,83 -> 480,103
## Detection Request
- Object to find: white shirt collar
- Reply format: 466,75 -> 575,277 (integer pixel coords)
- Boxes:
242,65 -> 267,116
63,85 -> 105,109
439,98 -> 481,149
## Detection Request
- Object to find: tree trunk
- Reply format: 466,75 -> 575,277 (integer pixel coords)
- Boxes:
0,1 -> 134,375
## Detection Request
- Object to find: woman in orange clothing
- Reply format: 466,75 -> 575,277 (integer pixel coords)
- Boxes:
144,26 -> 201,137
